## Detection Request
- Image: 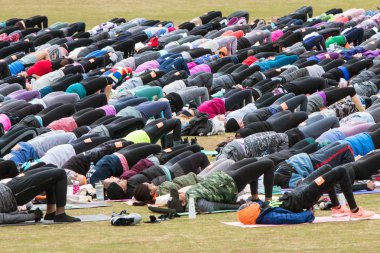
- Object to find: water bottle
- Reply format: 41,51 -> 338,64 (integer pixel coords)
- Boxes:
188,194 -> 196,219
72,180 -> 80,195
95,182 -> 104,201
338,193 -> 347,206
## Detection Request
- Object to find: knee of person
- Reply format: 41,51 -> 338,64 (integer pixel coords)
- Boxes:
295,111 -> 308,120
329,117 -> 340,127
53,168 -> 68,179
332,166 -> 347,178
348,87 -> 357,97
261,158 -> 275,169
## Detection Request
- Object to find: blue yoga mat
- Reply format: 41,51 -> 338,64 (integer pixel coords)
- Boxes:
202,150 -> 218,155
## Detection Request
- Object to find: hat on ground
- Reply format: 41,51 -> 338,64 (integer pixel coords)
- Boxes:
236,202 -> 261,225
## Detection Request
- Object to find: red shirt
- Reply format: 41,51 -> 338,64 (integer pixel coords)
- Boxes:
26,60 -> 52,76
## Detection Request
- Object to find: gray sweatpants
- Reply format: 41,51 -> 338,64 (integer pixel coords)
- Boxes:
177,86 -> 209,106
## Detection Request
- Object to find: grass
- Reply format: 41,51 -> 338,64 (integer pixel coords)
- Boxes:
0,0 -> 379,28
1,0 -> 380,252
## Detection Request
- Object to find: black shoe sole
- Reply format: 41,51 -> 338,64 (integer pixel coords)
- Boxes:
111,217 -> 135,226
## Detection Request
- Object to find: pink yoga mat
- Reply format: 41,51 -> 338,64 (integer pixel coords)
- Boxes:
222,214 -> 380,228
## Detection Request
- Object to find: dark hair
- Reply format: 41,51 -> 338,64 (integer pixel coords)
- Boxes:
133,184 -> 152,202
225,118 -> 240,132
107,182 -> 127,200
60,58 -> 74,66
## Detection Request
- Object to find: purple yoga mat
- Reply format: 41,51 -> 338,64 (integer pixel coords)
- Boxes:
281,189 -> 380,195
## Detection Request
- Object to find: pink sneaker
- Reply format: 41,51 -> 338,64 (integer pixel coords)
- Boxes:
350,208 -> 375,220
331,205 -> 350,217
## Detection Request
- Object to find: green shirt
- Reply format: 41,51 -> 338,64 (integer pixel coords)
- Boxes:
326,35 -> 346,48
185,171 -> 238,210
157,172 -> 202,196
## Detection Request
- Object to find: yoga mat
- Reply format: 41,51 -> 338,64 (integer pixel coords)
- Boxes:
201,150 -> 218,155
280,189 -> 380,195
0,214 -> 110,227
32,202 -> 111,211
222,214 -> 380,228
178,210 -> 236,216
107,199 -> 131,202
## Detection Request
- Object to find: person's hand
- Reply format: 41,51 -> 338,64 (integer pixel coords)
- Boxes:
366,181 -> 376,191
179,192 -> 186,206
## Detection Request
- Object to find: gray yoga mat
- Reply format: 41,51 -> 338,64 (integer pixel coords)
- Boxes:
0,214 -> 110,227
31,202 -> 111,211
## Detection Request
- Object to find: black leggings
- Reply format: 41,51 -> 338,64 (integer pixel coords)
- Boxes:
344,27 -> 364,46
0,61 -> 11,79
79,55 -> 110,73
62,38 -> 93,52
352,151 -> 380,180
224,89 -> 253,111
283,77 -> 327,95
0,100 -> 28,114
245,111 -> 307,133
105,117 -> 145,139
269,111 -> 308,132
322,59 -> 373,81
251,79 -> 281,99
365,104 -> 380,123
325,87 -> 356,106
170,152 -> 209,176
282,164 -> 356,212
144,118 -> 182,145
24,15 -> 48,29
208,57 -> 235,72
90,115 -> 122,128
74,109 -> 106,126
81,77 -> 112,95
12,103 -> 44,120
231,66 -> 260,84
0,41 -> 35,59
226,159 -> 275,198
217,63 -> 240,75
0,160 -> 19,179
61,65 -> 84,75
70,134 -> 111,154
38,104 -> 76,126
51,73 -> 84,92
277,94 -> 308,112
156,144 -> 202,164
75,93 -> 107,111
255,93 -> 284,108
6,167 -> 67,207
118,144 -> 162,167
275,30 -> 303,48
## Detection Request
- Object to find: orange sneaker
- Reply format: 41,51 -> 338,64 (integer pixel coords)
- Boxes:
350,208 -> 375,220
331,205 -> 350,217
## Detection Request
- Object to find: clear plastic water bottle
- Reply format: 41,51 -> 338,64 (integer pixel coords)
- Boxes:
72,180 -> 80,195
188,194 -> 196,219
338,193 -> 347,206
95,182 -> 104,201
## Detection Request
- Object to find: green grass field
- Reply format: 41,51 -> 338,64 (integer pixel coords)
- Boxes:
1,1 -> 380,252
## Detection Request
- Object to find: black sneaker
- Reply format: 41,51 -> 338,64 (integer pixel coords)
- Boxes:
34,208 -> 43,223
167,189 -> 185,213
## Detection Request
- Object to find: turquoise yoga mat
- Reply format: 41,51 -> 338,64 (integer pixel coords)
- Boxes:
201,150 -> 218,155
